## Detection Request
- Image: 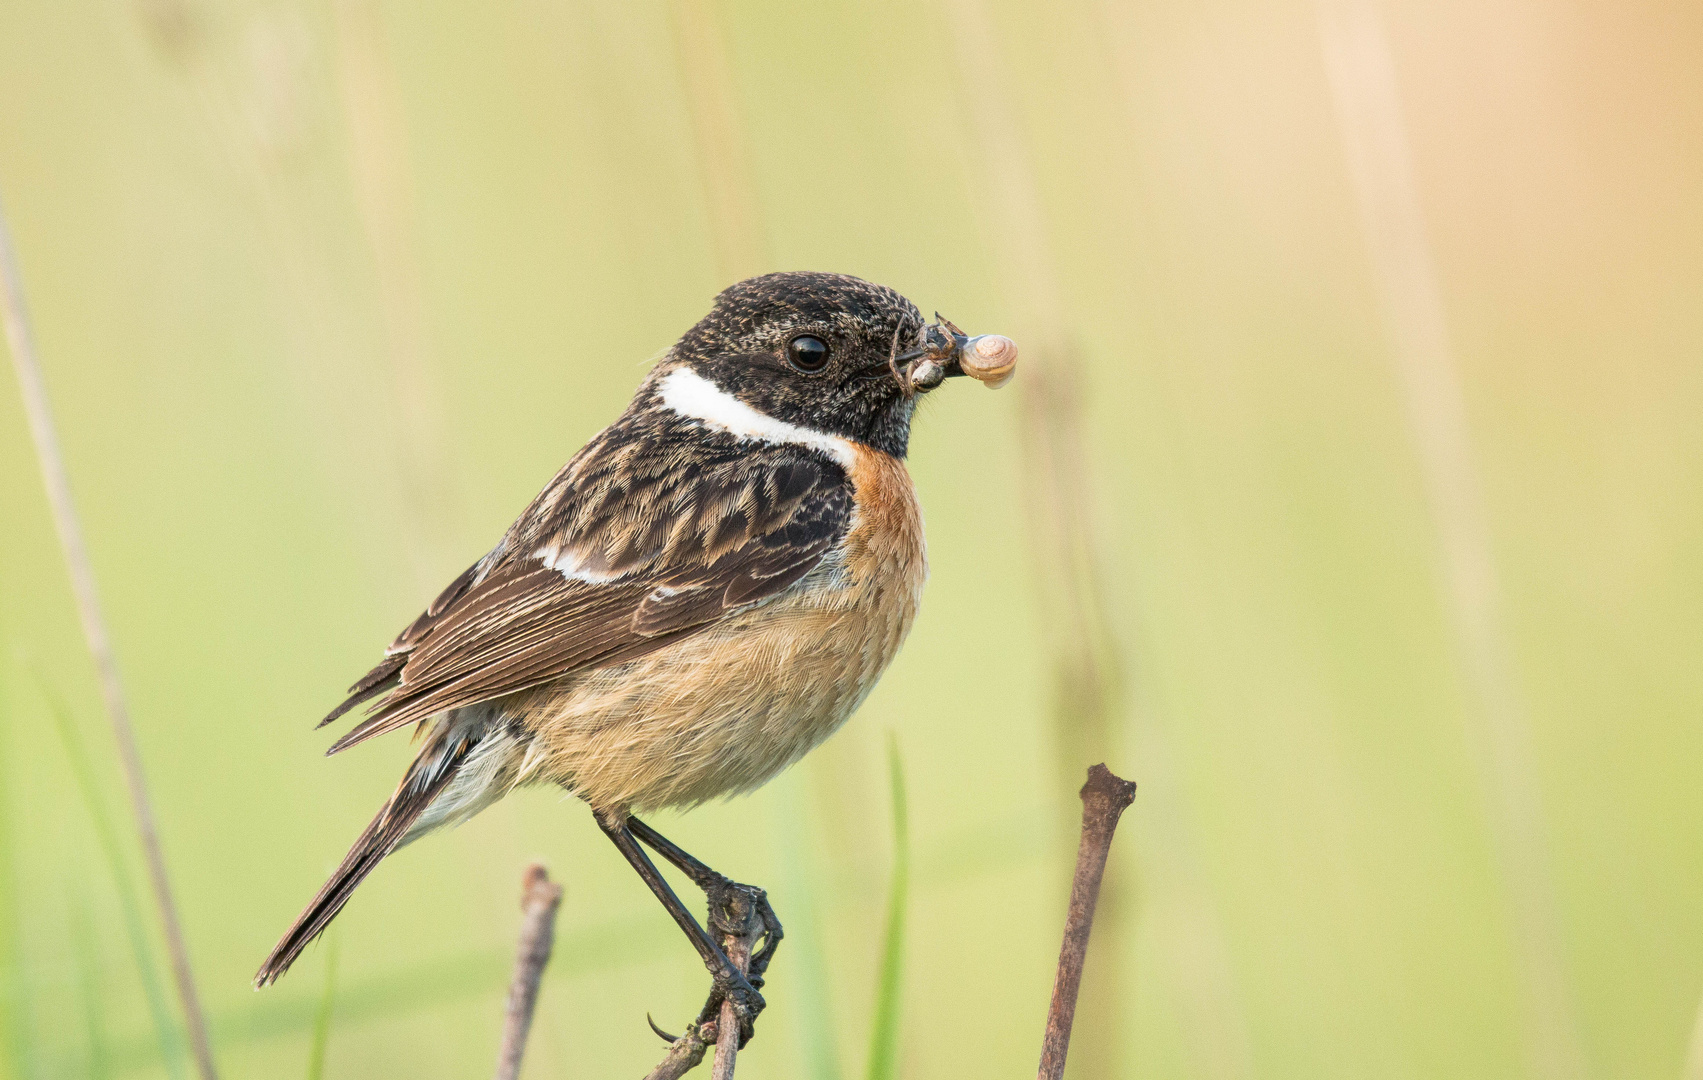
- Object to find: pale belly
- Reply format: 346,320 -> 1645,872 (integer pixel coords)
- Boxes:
510,578 -> 907,809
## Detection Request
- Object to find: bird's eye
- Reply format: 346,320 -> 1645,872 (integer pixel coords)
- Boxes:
786,335 -> 830,373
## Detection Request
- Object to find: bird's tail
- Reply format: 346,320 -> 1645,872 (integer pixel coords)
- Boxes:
254,725 -> 479,986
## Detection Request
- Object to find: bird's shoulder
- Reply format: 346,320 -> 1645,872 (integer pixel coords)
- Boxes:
515,404 -> 856,581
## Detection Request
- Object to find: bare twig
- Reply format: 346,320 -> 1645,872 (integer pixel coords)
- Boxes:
1038,764 -> 1137,1080
710,893 -> 760,1080
0,196 -> 220,1080
494,863 -> 565,1080
644,1022 -> 713,1080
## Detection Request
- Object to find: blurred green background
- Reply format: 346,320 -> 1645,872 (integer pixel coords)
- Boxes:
2,1 -> 1700,1078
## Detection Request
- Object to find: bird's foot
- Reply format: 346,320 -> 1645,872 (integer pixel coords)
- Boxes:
688,879 -> 777,1048
701,877 -> 784,989
693,965 -> 765,1047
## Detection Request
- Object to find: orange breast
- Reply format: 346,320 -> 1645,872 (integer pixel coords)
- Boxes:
844,444 -> 928,606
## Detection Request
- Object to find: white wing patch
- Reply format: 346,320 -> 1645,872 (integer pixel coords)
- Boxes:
537,544 -> 626,584
657,367 -> 857,469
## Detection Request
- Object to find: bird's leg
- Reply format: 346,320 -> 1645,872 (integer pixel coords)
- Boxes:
627,816 -> 784,1032
627,816 -> 785,987
594,810 -> 766,1045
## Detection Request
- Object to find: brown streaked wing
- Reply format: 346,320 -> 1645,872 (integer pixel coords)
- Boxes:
324,451 -> 852,754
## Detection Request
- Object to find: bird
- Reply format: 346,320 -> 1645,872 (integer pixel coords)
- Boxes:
254,271 -> 1014,1041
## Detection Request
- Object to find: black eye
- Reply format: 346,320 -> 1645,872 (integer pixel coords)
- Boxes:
786,335 -> 830,372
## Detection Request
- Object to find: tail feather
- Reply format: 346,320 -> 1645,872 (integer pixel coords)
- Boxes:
254,732 -> 475,986
316,654 -> 406,729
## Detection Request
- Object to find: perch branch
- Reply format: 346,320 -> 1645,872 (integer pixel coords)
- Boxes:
0,195 -> 221,1080
710,890 -> 760,1080
1038,764 -> 1137,1080
494,862 -> 564,1080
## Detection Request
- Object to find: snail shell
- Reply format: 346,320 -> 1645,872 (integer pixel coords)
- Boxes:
960,334 -> 1018,388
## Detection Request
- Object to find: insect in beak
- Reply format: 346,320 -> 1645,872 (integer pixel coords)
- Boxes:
890,315 -> 1018,394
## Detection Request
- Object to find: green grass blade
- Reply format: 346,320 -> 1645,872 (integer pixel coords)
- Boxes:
305,933 -> 338,1080
775,775 -> 844,1080
35,675 -> 188,1080
306,926 -> 338,1076
0,658 -> 31,1080
70,892 -> 110,1080
864,732 -> 909,1080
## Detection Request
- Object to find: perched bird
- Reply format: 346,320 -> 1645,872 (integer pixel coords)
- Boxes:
255,271 -> 1014,1039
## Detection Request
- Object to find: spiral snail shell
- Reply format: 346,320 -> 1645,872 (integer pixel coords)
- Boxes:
959,334 -> 1018,388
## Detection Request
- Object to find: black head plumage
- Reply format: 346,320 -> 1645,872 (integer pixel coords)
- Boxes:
670,272 -> 931,458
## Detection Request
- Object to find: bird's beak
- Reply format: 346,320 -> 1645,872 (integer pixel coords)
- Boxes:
897,316 -> 1018,392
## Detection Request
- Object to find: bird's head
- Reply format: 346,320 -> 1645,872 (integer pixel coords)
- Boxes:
653,271 -> 1014,459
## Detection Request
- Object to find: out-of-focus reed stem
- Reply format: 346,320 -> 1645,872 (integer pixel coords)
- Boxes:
1683,989 -> 1703,1080
1317,8 -> 1585,1080
0,198 -> 220,1080
669,0 -> 770,282
938,0 -> 1128,1071
0,662 -> 26,1080
136,0 -> 456,593
333,0 -> 460,552
70,894 -> 110,1080
772,781 -> 844,1080
40,675 -> 188,1080
1089,9 -> 1262,1078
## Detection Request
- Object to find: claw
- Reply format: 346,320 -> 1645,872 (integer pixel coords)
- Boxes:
647,1013 -> 678,1044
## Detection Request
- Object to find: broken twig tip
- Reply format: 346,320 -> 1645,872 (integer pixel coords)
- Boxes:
1081,762 -> 1137,811
495,862 -> 564,1080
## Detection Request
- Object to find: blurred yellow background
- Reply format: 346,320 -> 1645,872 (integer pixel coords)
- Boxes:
2,1 -> 1699,1078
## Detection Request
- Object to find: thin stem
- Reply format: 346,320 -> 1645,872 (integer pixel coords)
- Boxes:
494,863 -> 564,1080
1037,764 -> 1136,1080
710,894 -> 760,1080
1682,983 -> 1703,1080
0,194 -> 220,1080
